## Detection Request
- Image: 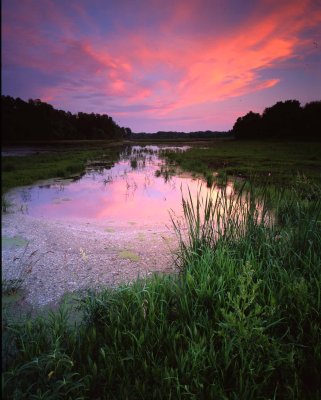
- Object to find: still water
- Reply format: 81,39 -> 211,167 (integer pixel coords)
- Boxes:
12,145 -> 233,225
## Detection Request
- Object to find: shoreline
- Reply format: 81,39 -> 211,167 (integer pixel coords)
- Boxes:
2,199 -> 178,309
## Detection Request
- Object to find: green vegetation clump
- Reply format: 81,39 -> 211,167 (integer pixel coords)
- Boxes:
1,146 -> 121,196
162,140 -> 321,187
118,250 -> 140,262
130,158 -> 138,169
2,185 -> 321,399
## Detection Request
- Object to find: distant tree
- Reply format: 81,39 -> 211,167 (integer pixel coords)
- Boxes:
1,95 -> 125,143
233,111 -> 261,139
123,127 -> 132,138
261,100 -> 302,138
232,99 -> 320,141
302,101 -> 321,140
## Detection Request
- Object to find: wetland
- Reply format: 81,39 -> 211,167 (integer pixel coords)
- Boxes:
2,139 -> 321,399
2,144 -> 235,308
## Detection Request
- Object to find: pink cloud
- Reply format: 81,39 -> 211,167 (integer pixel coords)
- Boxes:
3,0 -> 321,130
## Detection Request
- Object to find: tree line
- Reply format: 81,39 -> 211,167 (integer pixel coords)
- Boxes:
232,100 -> 321,140
131,130 -> 230,139
2,95 -> 320,143
1,95 -> 130,143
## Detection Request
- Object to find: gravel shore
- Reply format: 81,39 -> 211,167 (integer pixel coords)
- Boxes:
2,201 -> 178,308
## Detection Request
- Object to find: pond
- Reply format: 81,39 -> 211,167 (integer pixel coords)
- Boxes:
2,144 -> 259,308
11,145 -> 233,226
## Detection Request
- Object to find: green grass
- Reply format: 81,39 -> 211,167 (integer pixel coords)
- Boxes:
162,140 -> 321,186
2,184 -> 321,399
118,250 -> 140,262
1,146 -> 121,196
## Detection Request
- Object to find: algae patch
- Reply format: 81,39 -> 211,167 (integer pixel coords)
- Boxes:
136,232 -> 145,241
118,250 -> 140,262
161,235 -> 172,244
2,236 -> 28,249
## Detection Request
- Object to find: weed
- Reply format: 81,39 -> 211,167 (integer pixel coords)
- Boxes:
2,195 -> 12,213
2,244 -> 40,295
118,250 -> 140,262
130,158 -> 138,169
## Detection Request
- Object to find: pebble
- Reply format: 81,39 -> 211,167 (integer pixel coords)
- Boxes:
2,201 -> 178,309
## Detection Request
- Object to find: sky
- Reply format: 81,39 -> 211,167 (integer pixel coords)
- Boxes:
2,0 -> 321,132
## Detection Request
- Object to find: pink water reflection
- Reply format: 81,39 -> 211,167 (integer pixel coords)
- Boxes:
17,146 -> 232,225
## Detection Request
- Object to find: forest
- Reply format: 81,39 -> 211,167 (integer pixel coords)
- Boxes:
1,95 -> 129,143
232,99 -> 321,140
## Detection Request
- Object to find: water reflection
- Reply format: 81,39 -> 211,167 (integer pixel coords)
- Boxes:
14,145 -> 231,225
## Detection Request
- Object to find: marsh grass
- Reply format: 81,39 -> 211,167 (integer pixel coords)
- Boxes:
170,184 -> 272,270
1,147 -> 121,196
162,140 -> 321,187
130,158 -> 138,169
154,165 -> 175,182
2,185 -> 321,399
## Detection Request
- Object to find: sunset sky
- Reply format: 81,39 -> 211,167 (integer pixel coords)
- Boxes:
2,0 -> 321,132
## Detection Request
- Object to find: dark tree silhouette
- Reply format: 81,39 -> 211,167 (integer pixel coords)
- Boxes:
232,111 -> 261,139
131,130 -> 229,139
261,100 -> 302,138
302,101 -> 321,138
1,95 -> 125,143
233,99 -> 320,140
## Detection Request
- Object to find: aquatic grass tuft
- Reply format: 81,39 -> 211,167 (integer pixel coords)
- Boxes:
2,195 -> 12,213
171,182 -> 272,269
130,158 -> 138,169
118,250 -> 140,262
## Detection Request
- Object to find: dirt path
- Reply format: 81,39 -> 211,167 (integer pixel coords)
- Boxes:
2,208 -> 179,308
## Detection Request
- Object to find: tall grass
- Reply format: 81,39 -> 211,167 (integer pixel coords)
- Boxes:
2,185 -> 321,399
171,184 -> 272,268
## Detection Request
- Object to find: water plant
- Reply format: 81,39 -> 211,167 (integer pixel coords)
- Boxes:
205,170 -> 214,187
130,158 -> 138,169
154,165 -> 173,182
